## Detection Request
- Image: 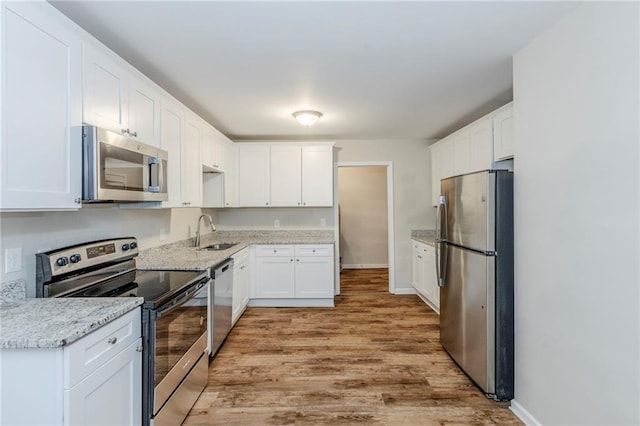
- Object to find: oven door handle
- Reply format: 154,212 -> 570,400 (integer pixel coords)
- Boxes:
156,280 -> 208,318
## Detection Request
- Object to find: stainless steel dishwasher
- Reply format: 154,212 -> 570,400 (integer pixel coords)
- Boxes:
210,259 -> 234,356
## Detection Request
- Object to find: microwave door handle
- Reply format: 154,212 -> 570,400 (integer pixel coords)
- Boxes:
148,157 -> 160,193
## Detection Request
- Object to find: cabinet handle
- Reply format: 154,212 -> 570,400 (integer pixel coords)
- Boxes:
136,345 -> 143,352
121,129 -> 128,135
266,202 -> 269,206
296,259 -> 299,262
312,250 -> 316,253
130,131 -> 138,138
290,258 -> 293,262
213,164 -> 219,168
107,337 -> 117,344
303,202 -> 306,206
297,202 -> 300,206
417,255 -> 423,259
74,198 -> 81,204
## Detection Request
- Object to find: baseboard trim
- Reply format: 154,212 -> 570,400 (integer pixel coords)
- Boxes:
342,264 -> 388,269
392,287 -> 416,295
510,400 -> 542,426
248,298 -> 334,308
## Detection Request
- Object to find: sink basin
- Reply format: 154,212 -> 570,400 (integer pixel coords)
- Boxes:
197,242 -> 238,251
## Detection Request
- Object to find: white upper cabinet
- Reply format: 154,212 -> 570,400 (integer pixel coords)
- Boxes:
270,146 -> 302,206
201,123 -> 227,172
240,143 -> 334,208
83,43 -> 161,146
238,144 -> 271,207
0,1 -> 83,210
128,75 -> 161,146
159,96 -> 185,208
493,103 -> 514,161
301,146 -> 334,207
429,140 -> 454,207
430,103 -> 511,206
183,113 -> 203,207
223,142 -> 237,207
468,118 -> 493,172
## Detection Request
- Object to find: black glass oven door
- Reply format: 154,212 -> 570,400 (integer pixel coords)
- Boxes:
153,282 -> 209,413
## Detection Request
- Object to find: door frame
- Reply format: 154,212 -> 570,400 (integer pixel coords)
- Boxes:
333,161 -> 395,294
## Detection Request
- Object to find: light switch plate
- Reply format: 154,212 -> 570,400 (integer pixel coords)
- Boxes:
4,248 -> 22,273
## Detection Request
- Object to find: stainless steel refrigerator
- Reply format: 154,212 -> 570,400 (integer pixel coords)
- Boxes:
436,170 -> 514,400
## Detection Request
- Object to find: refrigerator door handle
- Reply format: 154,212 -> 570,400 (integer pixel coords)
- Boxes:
436,195 -> 448,287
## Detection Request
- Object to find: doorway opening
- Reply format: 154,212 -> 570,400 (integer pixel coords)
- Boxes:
334,162 -> 395,294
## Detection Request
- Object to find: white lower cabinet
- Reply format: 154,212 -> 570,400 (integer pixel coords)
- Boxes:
250,244 -> 334,307
0,308 -> 142,425
231,247 -> 250,325
412,241 -> 439,313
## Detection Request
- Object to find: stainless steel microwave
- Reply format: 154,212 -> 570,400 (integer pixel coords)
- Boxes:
82,125 -> 168,202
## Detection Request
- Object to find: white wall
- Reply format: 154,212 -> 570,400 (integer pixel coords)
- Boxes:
512,3 -> 639,424
0,207 -> 216,297
335,139 -> 433,291
338,166 -> 389,267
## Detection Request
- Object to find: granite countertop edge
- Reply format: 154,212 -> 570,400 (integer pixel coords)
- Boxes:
411,229 -> 436,246
0,298 -> 143,349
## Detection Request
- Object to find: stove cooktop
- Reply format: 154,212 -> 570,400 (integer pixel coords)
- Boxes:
70,269 -> 208,308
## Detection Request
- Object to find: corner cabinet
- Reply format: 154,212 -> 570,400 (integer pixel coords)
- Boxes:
0,308 -> 142,425
250,244 -> 335,307
1,1 -> 83,210
412,241 -> 439,313
493,104 -> 514,160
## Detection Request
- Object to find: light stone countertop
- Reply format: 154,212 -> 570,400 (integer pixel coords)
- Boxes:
136,229 -> 335,271
0,279 -> 26,306
0,298 -> 143,349
411,229 -> 436,247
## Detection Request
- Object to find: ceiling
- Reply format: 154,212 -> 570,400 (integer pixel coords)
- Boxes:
51,1 -> 577,141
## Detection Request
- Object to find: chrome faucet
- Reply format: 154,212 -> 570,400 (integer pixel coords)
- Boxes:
195,214 -> 216,247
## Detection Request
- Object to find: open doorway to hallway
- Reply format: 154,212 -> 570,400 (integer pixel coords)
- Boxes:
334,162 -> 395,294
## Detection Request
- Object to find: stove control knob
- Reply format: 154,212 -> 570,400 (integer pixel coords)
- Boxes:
122,243 -> 131,251
69,254 -> 81,263
56,257 -> 69,267
129,242 -> 138,249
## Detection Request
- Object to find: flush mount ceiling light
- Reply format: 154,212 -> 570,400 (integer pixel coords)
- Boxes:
292,110 -> 323,127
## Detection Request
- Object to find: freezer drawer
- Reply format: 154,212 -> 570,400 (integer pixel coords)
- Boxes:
439,244 -> 495,394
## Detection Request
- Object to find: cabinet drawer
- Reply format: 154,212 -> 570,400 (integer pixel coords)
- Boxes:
255,245 -> 295,257
294,245 -> 333,257
64,308 -> 141,389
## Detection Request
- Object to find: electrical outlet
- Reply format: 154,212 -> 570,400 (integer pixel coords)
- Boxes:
4,248 -> 22,273
160,228 -> 166,241
274,219 -> 280,228
320,218 -> 326,227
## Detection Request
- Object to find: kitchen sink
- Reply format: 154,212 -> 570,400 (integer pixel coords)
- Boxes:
197,242 -> 238,251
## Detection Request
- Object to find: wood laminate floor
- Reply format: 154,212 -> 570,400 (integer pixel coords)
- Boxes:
184,269 -> 521,425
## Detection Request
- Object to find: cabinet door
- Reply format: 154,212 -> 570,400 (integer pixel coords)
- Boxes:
451,130 -> 471,176
254,257 -> 295,298
83,44 -> 128,134
301,146 -> 333,206
422,245 -> 438,309
468,118 -> 493,173
65,338 -> 142,426
294,257 -> 334,298
1,2 -> 82,210
223,142 -> 237,207
160,97 -> 185,207
412,242 -> 424,291
183,114 -> 202,207
238,145 -> 270,207
128,75 -> 160,147
270,146 -> 302,206
201,123 -> 224,171
493,105 -> 514,161
232,258 -> 249,325
429,141 -> 453,207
